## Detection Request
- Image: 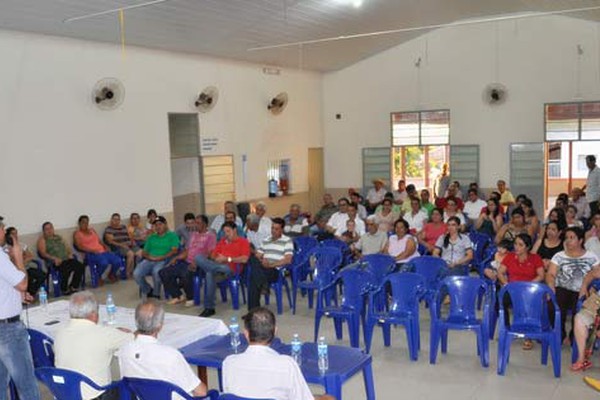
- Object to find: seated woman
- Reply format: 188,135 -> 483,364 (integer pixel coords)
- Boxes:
432,216 -> 473,275
475,197 -> 504,239
127,212 -> 147,248
484,239 -> 511,281
417,208 -> 447,255
586,212 -> 600,241
572,268 -> 600,371
403,197 -> 429,235
37,221 -> 85,295
385,218 -> 419,266
532,221 -> 564,271
495,208 -> 529,246
145,208 -> 158,236
442,198 -> 466,228
497,233 -> 545,350
4,227 -> 47,297
374,198 -> 400,234
566,205 -> 584,229
520,198 -> 540,238
547,227 -> 600,346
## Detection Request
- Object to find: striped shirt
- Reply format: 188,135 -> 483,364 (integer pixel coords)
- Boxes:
104,225 -> 130,245
257,235 -> 294,263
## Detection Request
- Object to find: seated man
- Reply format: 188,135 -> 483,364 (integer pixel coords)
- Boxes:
326,198 -> 349,235
311,216 -> 335,242
463,189 -> 487,225
349,192 -> 367,220
352,216 -> 387,258
313,193 -> 338,225
223,307 -> 334,400
104,213 -> 141,278
216,211 -> 246,241
74,215 -> 123,284
336,203 -> 365,238
196,221 -> 250,317
54,291 -> 131,400
497,179 -> 516,208
246,213 -> 269,250
210,201 -> 243,233
133,216 -> 179,299
175,212 -> 198,246
366,178 -> 387,213
119,300 -> 207,397
284,204 -> 309,238
37,221 -> 85,294
255,202 -> 273,237
248,218 -> 294,310
434,182 -> 465,211
159,215 -> 216,305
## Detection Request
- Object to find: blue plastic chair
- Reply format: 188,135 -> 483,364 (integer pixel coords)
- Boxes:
476,244 -> 497,311
218,394 -> 275,400
497,282 -> 561,377
314,268 -> 376,348
216,263 -> 247,310
124,377 -> 219,400
469,232 -> 491,270
28,328 -> 54,368
262,265 -> 293,315
292,246 -> 342,314
38,254 -> 64,298
35,367 -> 122,400
364,272 -> 425,360
429,276 -> 491,367
570,279 -> 600,363
320,238 -> 353,266
293,236 -> 319,260
360,254 -> 396,287
406,256 -> 448,307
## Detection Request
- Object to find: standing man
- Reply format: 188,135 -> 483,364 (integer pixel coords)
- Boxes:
366,178 -> 387,213
434,163 -> 450,200
248,218 -> 294,310
133,216 -> 180,299
585,155 -> 600,217
496,180 -> 516,208
196,221 -> 250,317
0,216 -> 40,400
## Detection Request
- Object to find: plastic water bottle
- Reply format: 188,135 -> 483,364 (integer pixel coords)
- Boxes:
317,336 -> 329,374
106,292 -> 116,325
291,334 -> 302,366
39,286 -> 48,313
229,316 -> 240,351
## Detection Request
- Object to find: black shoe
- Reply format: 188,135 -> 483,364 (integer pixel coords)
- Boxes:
199,308 -> 216,318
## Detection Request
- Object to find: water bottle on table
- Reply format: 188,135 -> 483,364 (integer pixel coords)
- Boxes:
39,286 -> 48,314
106,292 -> 116,325
229,316 -> 240,351
291,333 -> 302,366
318,336 -> 329,374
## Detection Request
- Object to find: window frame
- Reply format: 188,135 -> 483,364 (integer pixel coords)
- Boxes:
545,101 -> 600,142
391,109 -> 450,147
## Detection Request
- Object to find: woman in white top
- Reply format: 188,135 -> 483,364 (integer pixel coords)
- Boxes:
385,219 -> 419,265
374,198 -> 400,234
442,198 -> 466,231
433,216 -> 473,276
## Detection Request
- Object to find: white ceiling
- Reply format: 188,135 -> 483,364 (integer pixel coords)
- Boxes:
1,0 -> 600,71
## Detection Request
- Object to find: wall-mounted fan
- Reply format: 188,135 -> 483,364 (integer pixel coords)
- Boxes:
92,78 -> 125,110
195,86 -> 219,113
483,83 -> 507,106
267,92 -> 288,115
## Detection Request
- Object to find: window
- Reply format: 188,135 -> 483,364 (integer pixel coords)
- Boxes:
545,102 -> 600,141
392,110 -> 449,146
267,159 -> 291,197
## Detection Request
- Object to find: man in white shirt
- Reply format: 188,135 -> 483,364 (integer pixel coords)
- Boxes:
223,307 -> 334,400
0,217 -> 41,400
463,189 -> 487,224
403,198 -> 428,234
570,187 -> 590,220
585,155 -> 600,217
210,201 -> 243,233
54,291 -> 131,400
366,178 -> 387,213
392,179 -> 408,205
255,201 -> 273,238
326,198 -> 350,235
119,300 -> 207,398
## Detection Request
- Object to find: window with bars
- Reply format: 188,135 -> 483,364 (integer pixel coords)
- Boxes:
391,109 -> 450,146
545,102 -> 600,141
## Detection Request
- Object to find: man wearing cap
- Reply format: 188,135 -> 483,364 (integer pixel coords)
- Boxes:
0,216 -> 41,399
133,216 -> 180,299
366,178 -> 387,213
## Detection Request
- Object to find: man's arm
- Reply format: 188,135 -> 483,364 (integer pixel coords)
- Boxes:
9,240 -> 28,292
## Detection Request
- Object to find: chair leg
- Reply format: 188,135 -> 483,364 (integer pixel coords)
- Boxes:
364,320 -> 375,353
551,336 -> 561,378
307,289 -> 314,309
292,285 -> 298,315
193,275 -> 202,306
430,324 -> 439,364
541,338 -> 549,365
230,280 -> 240,310
382,323 -> 391,347
314,312 -> 323,343
406,322 -> 418,361
284,280 -> 293,309
441,328 -> 448,354
349,315 -> 360,348
275,284 -> 283,315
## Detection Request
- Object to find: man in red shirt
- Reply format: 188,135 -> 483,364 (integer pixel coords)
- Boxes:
196,221 -> 250,317
434,182 -> 465,210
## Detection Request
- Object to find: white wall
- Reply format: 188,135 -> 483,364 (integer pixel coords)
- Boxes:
0,30 -> 323,234
323,15 -> 600,189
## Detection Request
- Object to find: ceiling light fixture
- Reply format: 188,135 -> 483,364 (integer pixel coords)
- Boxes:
333,0 -> 364,8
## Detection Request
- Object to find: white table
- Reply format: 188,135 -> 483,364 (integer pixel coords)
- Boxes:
22,300 -> 229,349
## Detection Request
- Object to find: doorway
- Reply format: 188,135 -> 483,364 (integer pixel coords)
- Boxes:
308,148 -> 324,214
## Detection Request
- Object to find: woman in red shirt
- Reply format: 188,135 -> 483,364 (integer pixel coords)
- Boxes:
417,208 -> 447,255
497,233 -> 545,350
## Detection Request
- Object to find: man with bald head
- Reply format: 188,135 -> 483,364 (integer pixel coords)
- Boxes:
119,300 -> 207,397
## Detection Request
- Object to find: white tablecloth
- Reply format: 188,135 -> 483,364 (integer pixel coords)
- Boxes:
22,300 -> 229,349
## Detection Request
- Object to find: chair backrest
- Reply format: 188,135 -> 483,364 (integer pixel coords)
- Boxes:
380,272 -> 425,314
35,367 -> 107,400
336,268 -> 376,310
306,246 -> 342,286
125,377 -> 200,400
469,232 -> 491,264
28,328 -> 55,368
361,254 -> 396,286
219,394 -> 275,400
320,238 -> 352,265
439,276 -> 488,320
293,236 -> 319,264
408,256 -> 447,289
498,282 -> 557,329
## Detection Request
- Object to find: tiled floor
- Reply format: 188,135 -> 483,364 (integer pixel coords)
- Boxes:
38,278 -> 600,400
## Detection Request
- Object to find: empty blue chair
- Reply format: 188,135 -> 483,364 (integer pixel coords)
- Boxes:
262,266 -> 293,315
497,282 -> 561,377
469,232 -> 491,271
293,236 -> 319,260
35,367 -> 122,400
216,263 -> 247,310
219,395 -> 275,400
429,276 -> 491,367
314,268 -> 376,348
360,254 -> 396,287
292,246 -> 342,314
476,244 -> 497,312
364,272 -> 425,360
320,238 -> 352,266
124,377 -> 219,400
28,328 -> 54,368
406,256 -> 448,307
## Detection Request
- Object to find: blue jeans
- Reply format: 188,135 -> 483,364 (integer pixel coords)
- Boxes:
86,252 -> 124,277
195,255 -> 232,309
0,321 -> 40,400
134,259 -> 166,296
